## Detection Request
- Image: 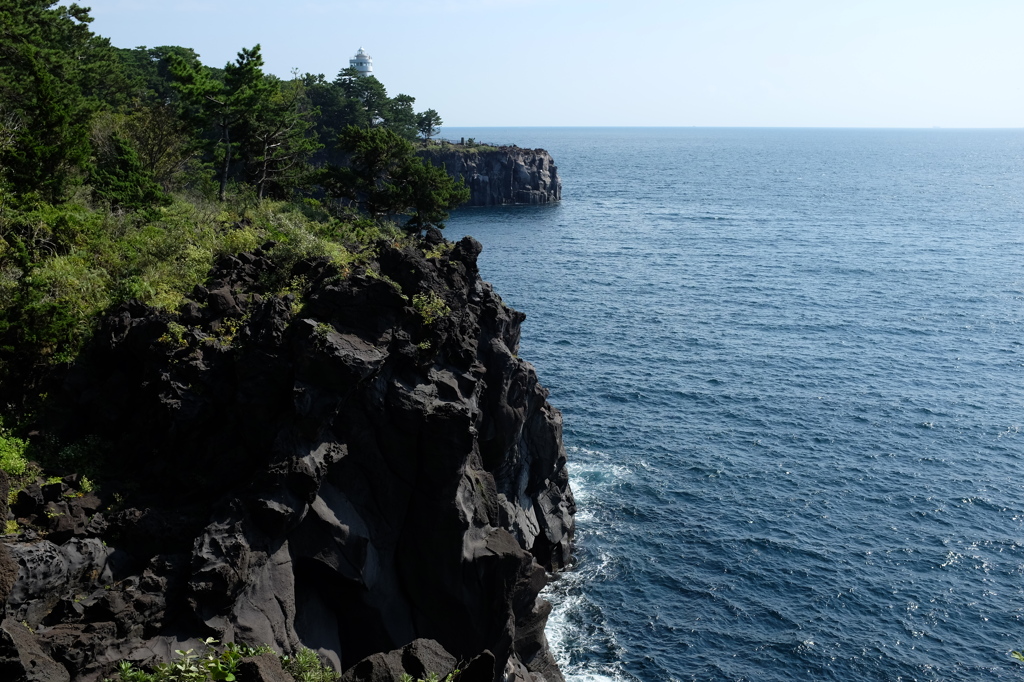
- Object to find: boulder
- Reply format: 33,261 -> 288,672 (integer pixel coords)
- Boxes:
341,638 -> 456,682
0,617 -> 70,682
237,653 -> 294,682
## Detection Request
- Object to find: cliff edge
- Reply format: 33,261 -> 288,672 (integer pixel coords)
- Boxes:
419,147 -> 561,207
0,233 -> 574,682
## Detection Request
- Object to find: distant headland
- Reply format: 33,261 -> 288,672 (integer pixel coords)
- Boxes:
419,141 -> 562,206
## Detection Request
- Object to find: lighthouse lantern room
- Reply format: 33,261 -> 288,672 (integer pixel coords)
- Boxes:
350,48 -> 373,77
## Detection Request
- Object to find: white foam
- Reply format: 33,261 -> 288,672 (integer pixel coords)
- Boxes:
543,550 -> 634,682
563,673 -> 628,682
547,450 -> 637,681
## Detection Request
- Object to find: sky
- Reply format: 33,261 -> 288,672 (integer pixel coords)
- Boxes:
81,0 -> 1024,127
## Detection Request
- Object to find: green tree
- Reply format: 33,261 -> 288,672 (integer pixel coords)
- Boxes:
170,44 -> 273,201
329,125 -> 413,217
302,73 -> 348,162
328,125 -> 468,231
114,45 -> 204,105
384,93 -> 418,141
0,1 -> 105,200
239,73 -> 321,199
89,127 -> 168,211
416,109 -> 442,143
118,103 -> 199,190
335,67 -> 390,128
401,158 -> 470,231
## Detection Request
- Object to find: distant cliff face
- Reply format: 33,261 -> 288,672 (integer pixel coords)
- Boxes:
0,235 -> 574,682
419,147 -> 561,207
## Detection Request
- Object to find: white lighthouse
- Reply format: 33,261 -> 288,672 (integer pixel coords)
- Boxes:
350,48 -> 373,77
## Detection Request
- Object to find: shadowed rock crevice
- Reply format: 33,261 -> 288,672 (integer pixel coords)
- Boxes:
1,237 -> 574,682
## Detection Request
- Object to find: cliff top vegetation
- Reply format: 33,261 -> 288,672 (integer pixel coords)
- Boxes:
418,139 -> 555,156
0,1 -> 469,462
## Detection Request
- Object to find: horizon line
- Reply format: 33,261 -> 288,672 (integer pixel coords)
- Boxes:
441,125 -> 1024,130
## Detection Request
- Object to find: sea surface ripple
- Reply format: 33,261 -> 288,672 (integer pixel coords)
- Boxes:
441,127 -> 1024,681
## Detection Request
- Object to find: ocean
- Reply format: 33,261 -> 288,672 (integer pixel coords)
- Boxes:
439,127 -> 1024,681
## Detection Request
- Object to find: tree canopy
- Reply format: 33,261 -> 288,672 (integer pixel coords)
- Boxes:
328,125 -> 469,231
0,0 -> 117,200
417,109 -> 443,142
0,4 -> 458,206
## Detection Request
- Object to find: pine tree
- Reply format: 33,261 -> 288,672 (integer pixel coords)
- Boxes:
240,74 -> 321,199
0,1 -> 110,200
170,44 -> 274,201
329,125 -> 469,230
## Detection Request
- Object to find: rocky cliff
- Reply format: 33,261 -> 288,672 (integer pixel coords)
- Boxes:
419,148 -> 561,207
0,232 -> 574,682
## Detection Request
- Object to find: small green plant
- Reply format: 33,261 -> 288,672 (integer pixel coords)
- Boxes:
214,313 -> 250,346
4,519 -> 18,535
282,647 -> 339,682
107,492 -> 126,514
313,321 -> 333,348
417,340 -> 432,351
411,291 -> 450,326
0,427 -> 28,477
273,274 -> 310,316
105,639 -> 278,682
158,321 -> 189,348
80,475 -> 97,493
155,647 -> 206,682
111,660 -> 150,682
423,242 -> 453,260
364,266 -> 404,294
204,640 -> 242,682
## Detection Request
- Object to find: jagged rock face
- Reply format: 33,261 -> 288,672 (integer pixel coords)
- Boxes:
419,148 -> 561,207
0,237 -> 574,682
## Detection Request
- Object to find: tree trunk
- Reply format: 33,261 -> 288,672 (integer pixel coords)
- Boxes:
219,122 -> 231,202
257,137 -> 269,200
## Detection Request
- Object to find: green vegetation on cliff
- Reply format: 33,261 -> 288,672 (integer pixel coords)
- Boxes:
0,2 -> 469,434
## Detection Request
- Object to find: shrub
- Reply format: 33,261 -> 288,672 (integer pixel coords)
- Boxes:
281,647 -> 339,682
106,639 -> 277,682
422,242 -> 452,260
411,291 -> 450,326
0,192 -> 404,386
90,131 -> 170,212
0,428 -> 28,477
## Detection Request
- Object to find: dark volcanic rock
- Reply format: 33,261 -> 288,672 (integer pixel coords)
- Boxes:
0,617 -> 71,681
236,653 -> 293,682
341,638 -> 456,682
419,147 -> 561,206
0,472 -> 15,612
1,237 -> 574,682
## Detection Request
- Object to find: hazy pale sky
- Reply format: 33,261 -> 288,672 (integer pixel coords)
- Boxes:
83,0 -> 1024,127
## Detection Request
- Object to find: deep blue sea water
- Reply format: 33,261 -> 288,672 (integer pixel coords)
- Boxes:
439,127 -> 1024,681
